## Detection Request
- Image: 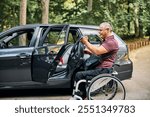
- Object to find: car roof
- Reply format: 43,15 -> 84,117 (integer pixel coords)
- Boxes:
3,24 -> 99,31
0,24 -> 99,38
0,24 -> 125,44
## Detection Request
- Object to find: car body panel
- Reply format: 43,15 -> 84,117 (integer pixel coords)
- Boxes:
0,47 -> 33,82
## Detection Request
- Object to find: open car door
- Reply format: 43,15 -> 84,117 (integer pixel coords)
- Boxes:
32,25 -> 70,83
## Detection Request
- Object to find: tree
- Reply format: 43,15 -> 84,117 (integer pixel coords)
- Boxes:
87,0 -> 92,12
127,0 -> 131,35
20,0 -> 27,25
19,0 -> 27,46
144,0 -> 150,38
41,0 -> 49,24
0,0 -> 20,31
139,0 -> 143,38
132,0 -> 143,38
0,0 -> 149,39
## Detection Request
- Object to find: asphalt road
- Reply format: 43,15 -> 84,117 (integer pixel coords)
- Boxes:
1,45 -> 150,100
123,45 -> 150,100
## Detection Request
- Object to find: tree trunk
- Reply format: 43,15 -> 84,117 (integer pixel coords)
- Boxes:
127,0 -> 130,35
88,0 -> 93,12
41,0 -> 49,24
134,3 -> 139,38
139,1 -> 143,38
19,0 -> 27,46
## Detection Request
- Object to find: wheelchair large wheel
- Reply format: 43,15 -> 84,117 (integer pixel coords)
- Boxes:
87,75 -> 126,100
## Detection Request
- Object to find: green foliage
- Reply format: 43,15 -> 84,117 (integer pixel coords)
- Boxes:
0,0 -> 150,39
0,0 -> 20,31
27,0 -> 41,23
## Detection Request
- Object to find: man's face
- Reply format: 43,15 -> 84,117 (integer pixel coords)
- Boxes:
98,26 -> 108,39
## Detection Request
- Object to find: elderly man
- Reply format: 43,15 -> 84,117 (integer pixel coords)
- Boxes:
70,22 -> 119,100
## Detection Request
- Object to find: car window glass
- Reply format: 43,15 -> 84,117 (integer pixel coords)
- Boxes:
47,31 -> 65,45
79,28 -> 102,44
68,30 -> 79,44
0,29 -> 34,48
43,27 -> 67,46
88,34 -> 102,44
80,28 -> 99,35
68,33 -> 74,44
42,26 -> 68,54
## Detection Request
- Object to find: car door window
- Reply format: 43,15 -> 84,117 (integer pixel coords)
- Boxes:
88,34 -> 102,45
42,27 -> 67,55
32,25 -> 70,82
44,30 -> 65,45
0,28 -> 35,81
79,28 -> 103,45
0,29 -> 34,49
68,30 -> 79,44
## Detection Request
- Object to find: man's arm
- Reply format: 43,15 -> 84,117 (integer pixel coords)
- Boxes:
80,36 -> 108,55
84,48 -> 92,54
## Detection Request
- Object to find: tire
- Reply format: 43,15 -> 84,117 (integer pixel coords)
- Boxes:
87,75 -> 126,100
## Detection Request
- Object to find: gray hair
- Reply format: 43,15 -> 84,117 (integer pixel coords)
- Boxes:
99,22 -> 113,31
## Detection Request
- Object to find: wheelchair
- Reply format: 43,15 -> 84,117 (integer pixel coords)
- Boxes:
72,64 -> 126,100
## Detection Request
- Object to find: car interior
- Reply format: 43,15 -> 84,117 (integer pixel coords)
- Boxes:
46,29 -> 80,75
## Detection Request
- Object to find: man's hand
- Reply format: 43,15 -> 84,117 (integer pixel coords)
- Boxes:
84,48 -> 92,55
80,36 -> 88,44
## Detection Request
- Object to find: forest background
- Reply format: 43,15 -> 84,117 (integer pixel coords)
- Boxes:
0,0 -> 150,40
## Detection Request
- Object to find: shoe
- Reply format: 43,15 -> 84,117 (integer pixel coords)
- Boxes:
69,96 -> 78,100
69,95 -> 83,100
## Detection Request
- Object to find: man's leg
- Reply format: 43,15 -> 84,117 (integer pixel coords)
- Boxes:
74,68 -> 111,99
70,68 -> 112,99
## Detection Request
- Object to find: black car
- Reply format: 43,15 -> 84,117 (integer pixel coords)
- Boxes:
0,24 -> 133,89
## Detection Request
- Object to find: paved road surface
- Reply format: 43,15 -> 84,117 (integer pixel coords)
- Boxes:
123,45 -> 150,99
1,45 -> 150,100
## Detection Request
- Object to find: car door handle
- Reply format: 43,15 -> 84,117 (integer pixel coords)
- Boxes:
16,53 -> 30,59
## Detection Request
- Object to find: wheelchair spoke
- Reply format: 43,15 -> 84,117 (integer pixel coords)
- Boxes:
87,76 -> 126,100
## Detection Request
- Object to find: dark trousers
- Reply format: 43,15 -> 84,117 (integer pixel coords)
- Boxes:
74,68 -> 112,98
